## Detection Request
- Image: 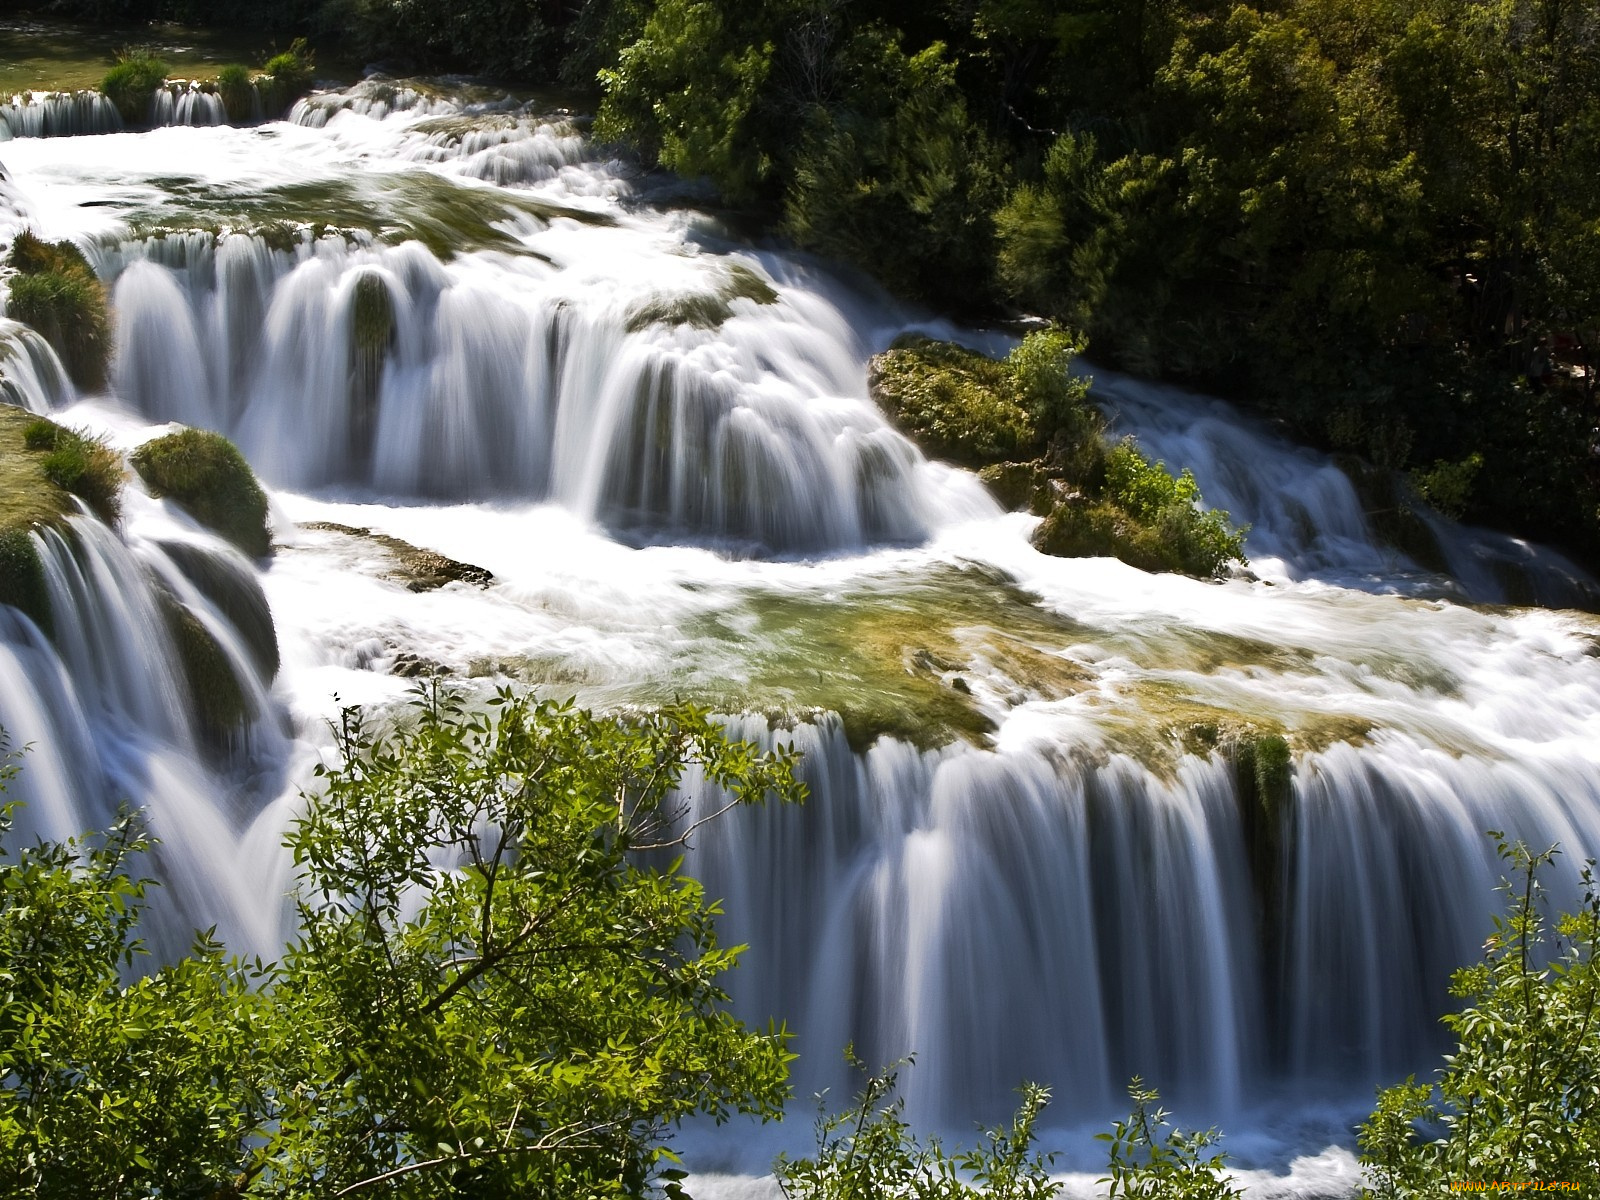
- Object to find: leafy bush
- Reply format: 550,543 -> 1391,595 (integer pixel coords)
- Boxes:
22,417 -> 122,526
4,232 -> 111,392
1103,441 -> 1246,578
1360,839 -> 1600,1193
1101,1080 -> 1240,1200
215,63 -> 255,122
0,690 -> 806,1196
776,1053 -> 1059,1200
131,429 -> 271,557
259,38 -> 315,115
100,54 -> 168,125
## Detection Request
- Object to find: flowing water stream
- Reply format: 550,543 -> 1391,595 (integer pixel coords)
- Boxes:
3,76 -> 1600,1195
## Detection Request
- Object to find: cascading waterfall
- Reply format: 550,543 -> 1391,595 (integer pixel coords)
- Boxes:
0,90 -> 122,138
2,76 -> 1599,1187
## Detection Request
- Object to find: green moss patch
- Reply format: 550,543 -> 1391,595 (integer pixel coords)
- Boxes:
160,591 -> 249,742
4,230 -> 111,392
624,263 -> 780,333
122,171 -> 610,262
131,430 -> 271,558
215,63 -> 254,122
302,522 -> 493,592
159,540 -> 279,680
23,417 -> 122,526
868,336 -> 1037,467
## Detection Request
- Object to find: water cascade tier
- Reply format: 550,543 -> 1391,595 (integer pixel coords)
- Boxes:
2,77 -> 1599,1183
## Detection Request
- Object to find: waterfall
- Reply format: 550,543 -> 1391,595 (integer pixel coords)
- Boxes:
2,74 -> 1599,1185
0,90 -> 122,138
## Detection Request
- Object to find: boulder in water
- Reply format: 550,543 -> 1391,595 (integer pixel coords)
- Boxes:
4,230 -> 111,391
132,429 -> 272,558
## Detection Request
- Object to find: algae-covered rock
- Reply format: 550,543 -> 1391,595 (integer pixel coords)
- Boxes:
0,528 -> 50,636
302,522 -> 493,592
978,461 -> 1056,515
132,429 -> 271,558
4,230 -> 111,392
160,540 -> 279,679
160,591 -> 249,742
867,336 -> 1037,467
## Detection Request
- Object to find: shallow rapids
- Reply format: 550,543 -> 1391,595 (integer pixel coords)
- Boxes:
2,75 -> 1599,1195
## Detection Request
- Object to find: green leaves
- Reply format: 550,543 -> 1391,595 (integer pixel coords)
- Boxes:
1099,1079 -> 1239,1200
775,1052 -> 1059,1200
0,693 -> 804,1197
1359,839 -> 1600,1194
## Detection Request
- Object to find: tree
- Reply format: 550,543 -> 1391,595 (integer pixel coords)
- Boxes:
1359,838 -> 1600,1194
0,691 -> 806,1197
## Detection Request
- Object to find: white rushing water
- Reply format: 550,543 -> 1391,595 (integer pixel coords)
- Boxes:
2,76 -> 1600,1195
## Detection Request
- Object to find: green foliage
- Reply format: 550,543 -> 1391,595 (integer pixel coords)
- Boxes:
1103,441 -> 1247,579
215,62 -> 255,121
1359,838 -> 1600,1193
1100,1079 -> 1240,1200
0,787 -> 272,1200
1410,453 -> 1484,522
21,419 -> 122,527
4,231 -> 111,393
100,54 -> 168,125
259,38 -> 315,115
782,36 -> 1006,310
776,1052 -> 1059,1200
0,691 -> 806,1196
131,428 -> 271,558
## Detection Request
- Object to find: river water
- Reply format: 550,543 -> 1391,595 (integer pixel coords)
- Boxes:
3,77 -> 1600,1195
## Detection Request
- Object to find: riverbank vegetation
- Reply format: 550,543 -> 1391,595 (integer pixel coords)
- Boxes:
2,231 -> 110,392
871,330 -> 1245,578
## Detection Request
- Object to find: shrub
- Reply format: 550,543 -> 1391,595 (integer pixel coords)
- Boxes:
776,1052 -> 1059,1200
215,64 -> 254,122
1359,839 -> 1600,1193
4,232 -> 111,392
101,54 -> 168,126
1103,440 -> 1246,578
1101,1080 -> 1240,1199
22,418 -> 122,526
131,429 -> 271,558
260,38 -> 315,116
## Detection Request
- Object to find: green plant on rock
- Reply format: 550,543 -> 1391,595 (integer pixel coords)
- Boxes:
1103,441 -> 1246,579
260,38 -> 315,117
1359,838 -> 1600,1195
100,53 -> 168,126
23,418 -> 122,526
4,231 -> 111,392
1100,1079 -> 1240,1200
215,64 -> 255,122
776,1051 -> 1059,1200
0,529 -> 50,636
130,429 -> 271,558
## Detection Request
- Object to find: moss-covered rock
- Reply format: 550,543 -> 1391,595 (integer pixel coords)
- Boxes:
349,273 -> 394,469
302,522 -> 493,592
868,331 -> 1246,579
0,528 -> 51,636
977,461 -> 1056,515
215,64 -> 254,122
867,336 -> 1037,467
258,39 -> 315,117
1336,453 -> 1449,573
131,430 -> 271,558
160,591 -> 249,742
159,540 -> 279,679
4,230 -> 111,392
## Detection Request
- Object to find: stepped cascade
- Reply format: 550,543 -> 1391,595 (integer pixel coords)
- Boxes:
1,76 -> 1599,1186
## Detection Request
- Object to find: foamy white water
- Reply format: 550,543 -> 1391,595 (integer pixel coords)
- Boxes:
3,77 -> 1599,1194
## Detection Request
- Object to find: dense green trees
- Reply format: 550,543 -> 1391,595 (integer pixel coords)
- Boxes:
0,693 -> 805,1196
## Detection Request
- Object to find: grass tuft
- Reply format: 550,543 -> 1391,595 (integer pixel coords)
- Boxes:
132,429 -> 271,558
